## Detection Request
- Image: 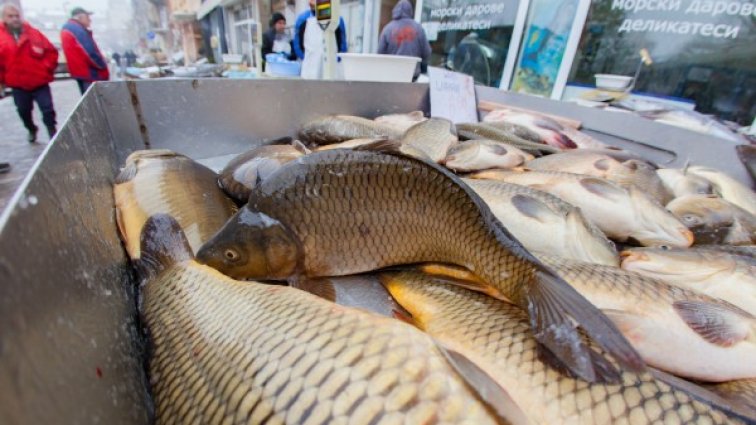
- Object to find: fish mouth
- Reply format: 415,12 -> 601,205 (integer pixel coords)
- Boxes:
619,251 -> 649,268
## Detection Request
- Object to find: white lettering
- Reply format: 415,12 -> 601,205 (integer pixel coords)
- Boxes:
717,24 -> 740,37
618,19 -> 634,32
726,2 -> 741,14
429,7 -> 463,19
712,1 -> 728,15
652,20 -> 669,31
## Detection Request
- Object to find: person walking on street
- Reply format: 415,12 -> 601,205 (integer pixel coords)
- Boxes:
378,0 -> 431,81
293,0 -> 347,79
60,7 -> 109,94
0,3 -> 58,143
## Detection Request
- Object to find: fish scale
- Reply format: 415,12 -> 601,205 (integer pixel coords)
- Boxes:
143,259 -> 502,425
384,272 -> 747,424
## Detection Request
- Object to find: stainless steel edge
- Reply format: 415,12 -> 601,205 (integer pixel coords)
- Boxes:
0,87 -> 151,424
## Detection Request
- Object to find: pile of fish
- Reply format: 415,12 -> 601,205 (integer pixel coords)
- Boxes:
114,109 -> 756,424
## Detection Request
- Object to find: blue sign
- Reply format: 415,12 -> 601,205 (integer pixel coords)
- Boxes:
147,31 -> 156,40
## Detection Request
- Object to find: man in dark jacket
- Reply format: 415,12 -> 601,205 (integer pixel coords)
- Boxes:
261,12 -> 294,71
60,7 -> 109,94
378,0 -> 431,80
0,3 -> 58,142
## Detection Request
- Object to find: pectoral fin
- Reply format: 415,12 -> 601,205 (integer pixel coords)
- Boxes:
580,177 -> 626,200
289,277 -> 337,302
673,300 -> 754,347
511,194 -> 560,223
436,343 -> 531,425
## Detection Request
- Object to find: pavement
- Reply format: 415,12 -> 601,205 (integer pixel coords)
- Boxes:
0,79 -> 82,213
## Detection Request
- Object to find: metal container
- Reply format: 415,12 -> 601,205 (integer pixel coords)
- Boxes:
0,79 -> 751,424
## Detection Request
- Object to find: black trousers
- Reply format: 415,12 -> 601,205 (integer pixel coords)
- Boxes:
12,84 -> 56,137
76,79 -> 92,95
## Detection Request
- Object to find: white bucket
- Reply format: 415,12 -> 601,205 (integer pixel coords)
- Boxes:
339,53 -> 421,83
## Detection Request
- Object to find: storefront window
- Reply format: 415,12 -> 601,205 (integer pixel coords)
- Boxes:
511,0 -> 580,97
567,0 -> 755,125
420,0 -> 520,87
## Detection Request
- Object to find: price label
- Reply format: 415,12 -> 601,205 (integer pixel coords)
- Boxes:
428,67 -> 478,124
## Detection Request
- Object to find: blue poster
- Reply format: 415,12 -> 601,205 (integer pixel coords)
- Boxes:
511,0 -> 579,96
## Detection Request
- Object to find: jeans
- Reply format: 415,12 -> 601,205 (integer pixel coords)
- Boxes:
76,79 -> 92,94
12,84 -> 56,137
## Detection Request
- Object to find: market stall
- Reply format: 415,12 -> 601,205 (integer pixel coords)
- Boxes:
0,79 -> 752,423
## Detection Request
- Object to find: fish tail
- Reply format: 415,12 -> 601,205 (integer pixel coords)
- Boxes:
523,268 -> 646,383
136,214 -> 193,281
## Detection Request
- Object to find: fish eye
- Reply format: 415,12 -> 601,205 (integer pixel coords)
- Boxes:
659,245 -> 670,251
224,249 -> 240,262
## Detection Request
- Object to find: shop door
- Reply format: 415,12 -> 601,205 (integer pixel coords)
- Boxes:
342,1 -> 366,52
229,2 -> 259,65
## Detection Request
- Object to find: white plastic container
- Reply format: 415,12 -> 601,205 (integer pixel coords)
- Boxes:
594,74 -> 633,91
339,53 -> 420,83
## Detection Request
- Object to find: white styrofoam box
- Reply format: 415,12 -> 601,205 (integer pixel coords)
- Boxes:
339,53 -> 420,83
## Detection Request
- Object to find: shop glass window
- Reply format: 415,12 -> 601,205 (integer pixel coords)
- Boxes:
567,0 -> 756,125
420,0 -> 520,87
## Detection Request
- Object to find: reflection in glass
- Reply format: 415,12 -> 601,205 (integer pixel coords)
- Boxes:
420,0 -> 519,87
567,0 -> 755,125
512,0 -> 580,96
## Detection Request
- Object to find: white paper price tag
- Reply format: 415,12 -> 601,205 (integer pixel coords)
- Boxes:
428,67 -> 478,124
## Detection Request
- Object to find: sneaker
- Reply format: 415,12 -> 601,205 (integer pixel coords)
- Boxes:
47,126 -> 57,140
0,162 -> 10,174
27,129 -> 37,143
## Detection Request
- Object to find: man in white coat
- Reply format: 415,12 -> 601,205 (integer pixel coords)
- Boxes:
292,0 -> 347,79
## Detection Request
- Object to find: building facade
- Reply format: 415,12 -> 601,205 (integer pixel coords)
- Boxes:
192,0 -> 754,125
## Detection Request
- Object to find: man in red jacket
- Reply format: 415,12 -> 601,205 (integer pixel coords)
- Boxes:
60,7 -> 108,94
0,3 -> 58,142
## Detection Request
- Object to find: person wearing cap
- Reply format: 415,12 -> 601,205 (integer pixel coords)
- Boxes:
60,6 -> 109,94
0,2 -> 58,143
261,12 -> 294,72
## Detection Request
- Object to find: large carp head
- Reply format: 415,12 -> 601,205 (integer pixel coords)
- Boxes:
196,207 -> 300,280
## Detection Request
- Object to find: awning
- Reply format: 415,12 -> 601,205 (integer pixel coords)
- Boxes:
172,11 -> 198,21
197,0 -> 222,20
197,0 -> 246,20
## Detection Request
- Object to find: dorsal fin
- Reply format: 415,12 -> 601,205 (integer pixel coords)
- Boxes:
290,278 -> 337,302
137,214 -> 193,281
